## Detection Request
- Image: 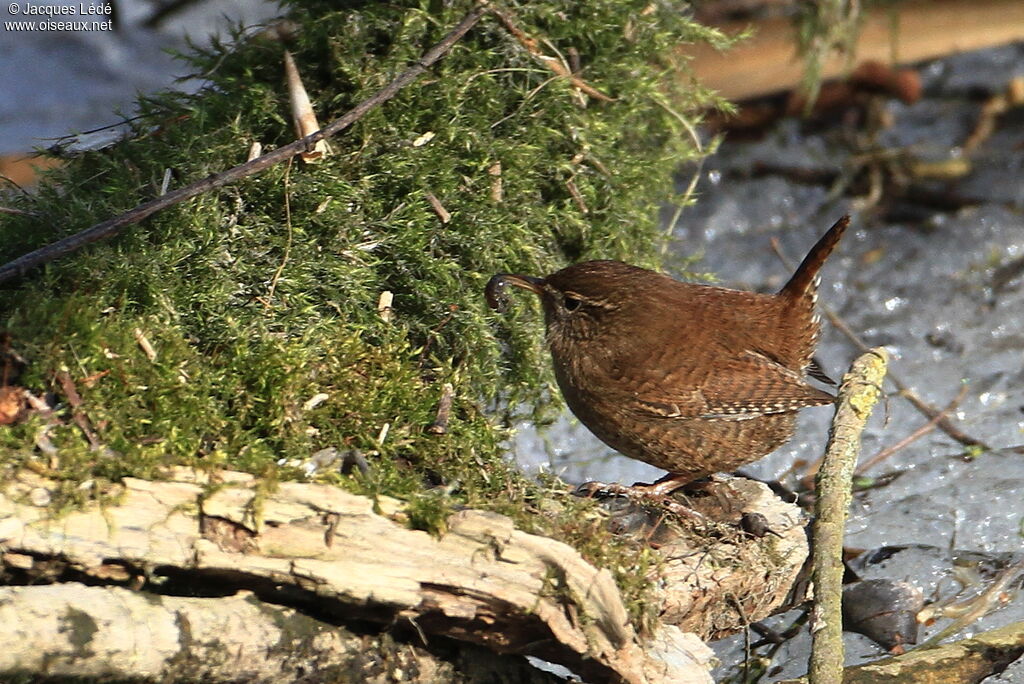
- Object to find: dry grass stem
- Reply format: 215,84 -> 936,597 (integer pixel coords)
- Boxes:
266,160 -> 294,305
159,168 -> 172,196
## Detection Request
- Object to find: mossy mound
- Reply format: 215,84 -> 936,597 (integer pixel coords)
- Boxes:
0,0 -> 728,624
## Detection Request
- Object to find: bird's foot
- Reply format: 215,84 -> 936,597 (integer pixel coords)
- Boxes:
633,472 -> 704,498
574,479 -> 708,522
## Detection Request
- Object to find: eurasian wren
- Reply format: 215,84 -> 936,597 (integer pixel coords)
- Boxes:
486,216 -> 849,489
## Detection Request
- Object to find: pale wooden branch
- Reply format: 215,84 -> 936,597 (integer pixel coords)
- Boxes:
0,468 -> 717,684
809,348 -> 888,684
0,467 -> 814,683
0,582 -> 574,683
685,0 -> 1024,102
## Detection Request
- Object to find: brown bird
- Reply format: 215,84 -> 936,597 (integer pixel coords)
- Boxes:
486,215 -> 849,495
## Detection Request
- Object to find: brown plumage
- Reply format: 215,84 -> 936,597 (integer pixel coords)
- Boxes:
486,215 -> 849,484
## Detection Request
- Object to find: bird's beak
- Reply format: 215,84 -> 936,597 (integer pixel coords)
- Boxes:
485,273 -> 544,312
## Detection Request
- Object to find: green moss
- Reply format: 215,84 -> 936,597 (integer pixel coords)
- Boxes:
0,0 -> 730,628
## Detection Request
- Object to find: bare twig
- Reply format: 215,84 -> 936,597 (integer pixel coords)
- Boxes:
55,370 -> 101,449
915,560 -> 1024,649
963,76 -> 1024,154
425,192 -> 451,223
810,348 -> 888,684
133,328 -> 158,362
489,5 -> 613,102
769,236 -> 991,451
855,384 -> 969,475
565,177 -> 588,213
416,305 -> 457,367
0,4 -> 489,285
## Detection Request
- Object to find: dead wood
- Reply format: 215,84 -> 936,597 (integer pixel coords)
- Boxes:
809,348 -> 888,684
0,467 -> 810,683
779,620 -> 1024,684
685,0 -> 1024,102
0,583 -> 571,683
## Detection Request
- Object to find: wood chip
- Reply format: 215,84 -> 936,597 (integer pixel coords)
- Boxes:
246,141 -> 263,162
488,161 -> 503,202
303,393 -> 329,411
133,328 -> 157,362
377,291 -> 394,322
425,192 -> 451,223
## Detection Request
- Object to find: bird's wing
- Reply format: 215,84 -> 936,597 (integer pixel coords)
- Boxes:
628,349 -> 834,420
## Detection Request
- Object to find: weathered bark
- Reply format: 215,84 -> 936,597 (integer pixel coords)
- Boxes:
0,583 -> 567,683
0,468 -> 807,683
651,475 -> 810,640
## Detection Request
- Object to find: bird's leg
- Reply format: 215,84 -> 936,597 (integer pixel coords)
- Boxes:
630,472 -> 694,497
575,472 -> 695,498
574,476 -> 709,522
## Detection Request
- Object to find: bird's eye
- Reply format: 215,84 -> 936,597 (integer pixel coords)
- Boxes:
563,295 -> 582,312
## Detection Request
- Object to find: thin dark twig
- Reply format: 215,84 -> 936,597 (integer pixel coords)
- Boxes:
0,4 -> 489,286
43,112 -> 151,148
855,383 -> 969,475
769,236 -> 991,451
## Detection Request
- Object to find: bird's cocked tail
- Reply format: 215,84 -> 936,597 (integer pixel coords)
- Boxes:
779,215 -> 850,303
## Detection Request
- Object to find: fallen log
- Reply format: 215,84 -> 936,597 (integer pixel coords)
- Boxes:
0,467 -> 807,682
